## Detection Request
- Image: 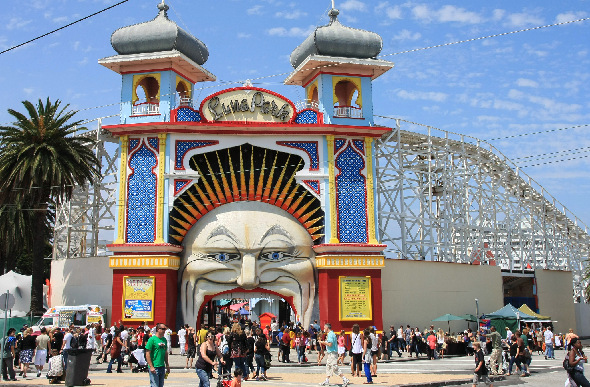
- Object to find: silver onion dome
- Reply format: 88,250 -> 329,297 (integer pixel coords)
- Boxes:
289,8 -> 383,69
111,1 -> 209,65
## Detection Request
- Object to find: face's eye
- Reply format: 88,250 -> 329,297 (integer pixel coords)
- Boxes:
259,251 -> 294,262
206,253 -> 240,262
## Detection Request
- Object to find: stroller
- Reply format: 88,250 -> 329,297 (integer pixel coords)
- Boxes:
216,372 -> 232,387
130,348 -> 149,373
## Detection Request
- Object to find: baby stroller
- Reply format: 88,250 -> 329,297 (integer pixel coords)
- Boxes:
216,372 -> 232,387
130,348 -> 149,373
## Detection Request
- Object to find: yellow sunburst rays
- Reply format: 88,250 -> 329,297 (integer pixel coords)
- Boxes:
255,149 -> 267,201
239,146 -> 247,201
275,160 -> 301,208
248,148 -> 256,201
227,149 -> 240,202
203,153 -> 226,206
262,153 -> 279,203
215,151 -> 234,204
192,162 -> 221,209
269,155 -> 291,205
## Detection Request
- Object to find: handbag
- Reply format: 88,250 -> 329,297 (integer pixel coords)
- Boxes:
264,353 -> 272,369
524,348 -> 532,359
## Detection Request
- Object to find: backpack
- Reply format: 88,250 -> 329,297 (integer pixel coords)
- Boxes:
563,356 -> 575,373
220,335 -> 229,355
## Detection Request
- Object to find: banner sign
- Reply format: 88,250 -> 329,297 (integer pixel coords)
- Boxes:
200,87 -> 296,123
123,276 -> 154,321
339,276 -> 372,321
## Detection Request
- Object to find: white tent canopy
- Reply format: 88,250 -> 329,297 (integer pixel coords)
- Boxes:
0,271 -> 33,316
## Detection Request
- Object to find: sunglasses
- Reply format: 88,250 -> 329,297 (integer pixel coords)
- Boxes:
158,327 -> 166,331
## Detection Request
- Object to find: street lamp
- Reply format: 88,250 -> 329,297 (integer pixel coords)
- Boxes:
475,298 -> 480,336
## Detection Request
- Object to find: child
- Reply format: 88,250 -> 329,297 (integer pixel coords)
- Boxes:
472,342 -> 493,387
337,330 -> 346,366
46,350 -> 64,384
230,368 -> 243,387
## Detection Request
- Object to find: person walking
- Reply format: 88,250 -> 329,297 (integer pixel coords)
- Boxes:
483,326 -> 503,375
18,328 -> 36,378
544,326 -> 555,360
186,327 -> 197,369
1,328 -> 17,381
472,342 -> 493,387
34,327 -> 50,377
506,335 -> 521,376
568,337 -> 590,387
361,327 -> 373,385
106,330 -> 125,373
350,324 -> 363,377
253,332 -> 270,381
319,323 -> 350,387
514,332 -> 530,377
178,325 -> 187,356
195,332 -> 224,387
146,323 -> 171,387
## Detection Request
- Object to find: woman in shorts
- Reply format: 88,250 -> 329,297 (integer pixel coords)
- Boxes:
337,330 -> 346,366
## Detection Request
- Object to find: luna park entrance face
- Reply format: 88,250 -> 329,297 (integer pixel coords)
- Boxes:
179,201 -> 317,329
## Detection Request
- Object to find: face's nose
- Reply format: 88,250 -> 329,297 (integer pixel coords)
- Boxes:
237,253 -> 259,289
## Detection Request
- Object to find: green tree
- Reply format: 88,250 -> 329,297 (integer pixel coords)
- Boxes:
0,98 -> 100,315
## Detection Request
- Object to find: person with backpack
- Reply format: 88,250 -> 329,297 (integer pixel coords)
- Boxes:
229,323 -> 248,380
1,328 -> 17,381
217,327 -> 232,376
567,337 -> 590,387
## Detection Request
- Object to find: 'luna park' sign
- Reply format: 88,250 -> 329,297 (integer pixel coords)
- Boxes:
200,87 -> 296,123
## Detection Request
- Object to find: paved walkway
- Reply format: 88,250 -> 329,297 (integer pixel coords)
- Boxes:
2,342 -> 585,387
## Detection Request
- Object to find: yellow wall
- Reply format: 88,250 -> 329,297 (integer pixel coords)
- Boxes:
535,269 -> 577,333
381,260 -> 503,331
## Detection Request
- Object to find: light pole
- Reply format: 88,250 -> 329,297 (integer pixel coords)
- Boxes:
475,298 -> 479,337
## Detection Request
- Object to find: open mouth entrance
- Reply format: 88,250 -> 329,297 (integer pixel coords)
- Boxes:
197,288 -> 298,328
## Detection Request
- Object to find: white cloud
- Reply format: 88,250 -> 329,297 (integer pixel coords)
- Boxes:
52,16 -> 68,24
505,12 -> 544,28
516,78 -> 539,88
492,9 -> 505,21
247,5 -> 263,15
555,11 -> 588,23
23,88 -> 34,95
375,2 -> 402,19
396,89 -> 448,102
411,4 -> 482,24
437,5 -> 482,23
266,26 -> 314,37
275,10 -> 308,19
237,32 -> 251,39
78,57 -> 88,66
393,29 -> 421,41
6,17 -> 32,30
340,0 -> 367,12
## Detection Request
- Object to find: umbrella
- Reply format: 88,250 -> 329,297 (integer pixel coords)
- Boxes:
432,313 -> 464,333
459,314 -> 478,322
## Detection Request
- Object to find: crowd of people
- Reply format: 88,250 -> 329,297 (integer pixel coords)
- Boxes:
1,318 -> 586,387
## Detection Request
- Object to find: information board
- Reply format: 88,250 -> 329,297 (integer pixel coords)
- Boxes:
339,276 -> 372,321
123,276 -> 154,321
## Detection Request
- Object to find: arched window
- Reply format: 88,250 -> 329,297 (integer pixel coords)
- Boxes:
176,79 -> 191,107
132,75 -> 160,115
333,79 -> 362,118
307,84 -> 319,109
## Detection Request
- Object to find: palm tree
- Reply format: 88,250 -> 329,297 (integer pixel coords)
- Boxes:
0,98 -> 100,315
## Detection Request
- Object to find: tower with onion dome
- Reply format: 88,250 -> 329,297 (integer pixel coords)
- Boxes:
285,7 -> 394,126
99,1 -> 215,124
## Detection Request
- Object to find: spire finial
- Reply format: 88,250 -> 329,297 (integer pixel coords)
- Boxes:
331,0 -> 335,8
157,0 -> 169,15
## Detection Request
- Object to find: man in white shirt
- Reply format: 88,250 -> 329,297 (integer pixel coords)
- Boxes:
120,327 -> 129,346
87,324 -> 96,352
177,325 -> 187,356
505,327 -> 513,343
164,328 -> 172,354
61,327 -> 73,370
544,326 -> 555,359
271,319 -> 279,345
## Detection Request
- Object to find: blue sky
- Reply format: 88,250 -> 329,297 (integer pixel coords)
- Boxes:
1,0 -> 589,223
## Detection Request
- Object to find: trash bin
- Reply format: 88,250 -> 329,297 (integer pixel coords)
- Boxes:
65,348 -> 93,386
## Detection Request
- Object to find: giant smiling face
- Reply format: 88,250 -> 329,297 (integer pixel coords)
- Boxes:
179,201 -> 316,327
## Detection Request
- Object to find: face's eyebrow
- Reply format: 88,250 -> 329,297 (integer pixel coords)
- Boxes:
206,225 -> 241,246
259,225 -> 293,245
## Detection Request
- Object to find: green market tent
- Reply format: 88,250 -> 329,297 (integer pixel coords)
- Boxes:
484,304 -> 538,338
